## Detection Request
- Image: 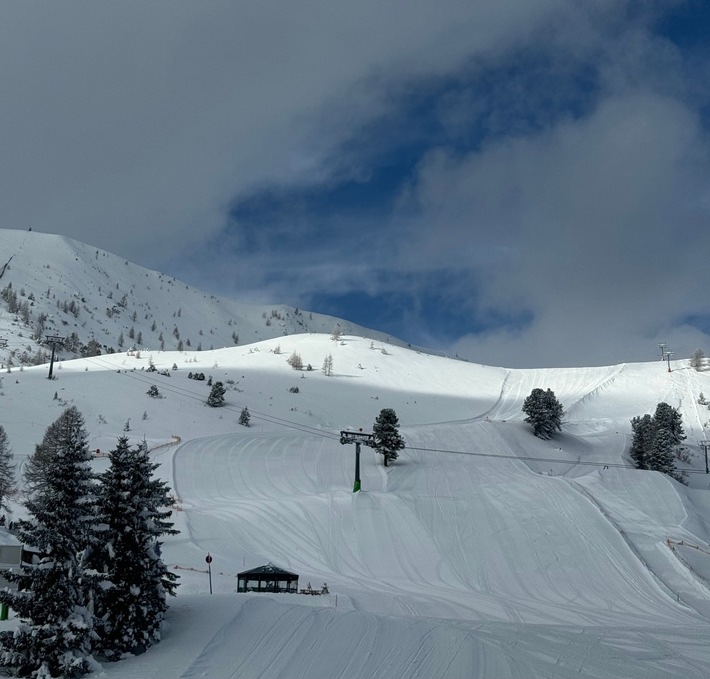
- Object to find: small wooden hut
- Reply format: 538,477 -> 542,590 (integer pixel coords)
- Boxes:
237,562 -> 298,593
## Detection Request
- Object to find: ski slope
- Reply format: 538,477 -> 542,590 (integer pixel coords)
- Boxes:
3,335 -> 710,677
172,426 -> 704,627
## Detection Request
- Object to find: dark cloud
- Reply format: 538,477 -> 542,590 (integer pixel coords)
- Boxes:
0,0 -> 563,259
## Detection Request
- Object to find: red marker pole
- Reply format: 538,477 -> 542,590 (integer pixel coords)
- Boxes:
206,553 -> 213,594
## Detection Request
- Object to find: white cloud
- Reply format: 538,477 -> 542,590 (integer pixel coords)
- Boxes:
399,91 -> 710,366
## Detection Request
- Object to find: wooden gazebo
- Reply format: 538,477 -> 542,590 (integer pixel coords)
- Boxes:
237,562 -> 299,593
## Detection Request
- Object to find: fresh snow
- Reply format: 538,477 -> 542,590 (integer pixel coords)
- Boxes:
2,230 -> 710,677
1,334 -> 710,677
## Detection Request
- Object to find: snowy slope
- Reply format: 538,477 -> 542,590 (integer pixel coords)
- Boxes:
2,335 -> 710,677
0,228 -> 403,368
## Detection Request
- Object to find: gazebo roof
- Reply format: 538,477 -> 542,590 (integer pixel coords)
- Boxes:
238,562 -> 298,578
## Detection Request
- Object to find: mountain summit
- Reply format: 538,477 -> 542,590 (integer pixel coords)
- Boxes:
0,228 -> 400,367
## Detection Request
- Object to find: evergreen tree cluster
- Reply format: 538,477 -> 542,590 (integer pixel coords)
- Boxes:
522,388 -> 563,439
0,407 -> 178,677
81,339 -> 102,358
630,402 -> 686,482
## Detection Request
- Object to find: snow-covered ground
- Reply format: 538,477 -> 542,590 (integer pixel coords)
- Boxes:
3,334 -> 710,677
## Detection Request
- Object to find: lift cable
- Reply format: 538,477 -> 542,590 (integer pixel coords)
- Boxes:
48,354 -> 705,474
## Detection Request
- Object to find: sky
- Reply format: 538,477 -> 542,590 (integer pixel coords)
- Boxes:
2,1 -> 710,368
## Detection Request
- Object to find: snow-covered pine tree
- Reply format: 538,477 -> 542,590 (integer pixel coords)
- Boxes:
522,388 -> 563,439
653,402 -> 685,447
628,402 -> 685,482
89,437 -> 178,660
629,414 -> 654,470
0,406 -> 98,678
651,402 -> 685,482
0,425 -> 15,512
239,407 -> 251,427
206,381 -> 226,407
373,408 -> 405,467
647,425 -> 679,479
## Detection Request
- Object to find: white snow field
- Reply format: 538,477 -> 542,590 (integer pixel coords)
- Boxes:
3,334 -> 710,677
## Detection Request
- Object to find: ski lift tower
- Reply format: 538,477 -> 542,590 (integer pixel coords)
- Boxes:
658,342 -> 667,360
700,441 -> 710,474
665,350 -> 674,373
340,430 -> 375,493
45,334 -> 65,379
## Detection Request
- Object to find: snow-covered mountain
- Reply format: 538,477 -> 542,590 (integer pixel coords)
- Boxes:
2,228 -> 710,677
0,228 -> 402,368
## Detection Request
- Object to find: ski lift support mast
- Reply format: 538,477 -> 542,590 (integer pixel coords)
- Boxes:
340,430 -> 375,493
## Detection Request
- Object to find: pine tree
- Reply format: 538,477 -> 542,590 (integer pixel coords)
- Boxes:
630,414 -> 654,470
653,402 -> 685,446
522,388 -> 563,439
0,426 -> 15,512
647,426 -> 678,478
89,437 -> 178,660
239,407 -> 251,427
629,402 -> 685,482
207,381 -> 226,407
0,407 -> 98,678
373,408 -> 405,467
651,402 -> 685,481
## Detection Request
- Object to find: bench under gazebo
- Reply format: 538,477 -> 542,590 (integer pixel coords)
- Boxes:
237,562 -> 299,593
